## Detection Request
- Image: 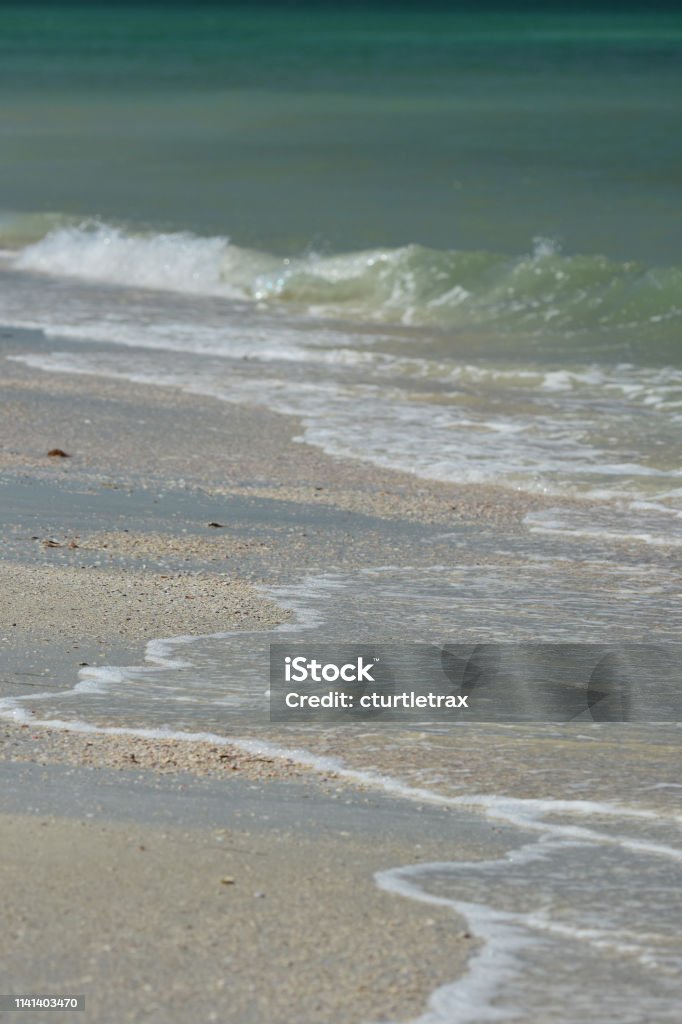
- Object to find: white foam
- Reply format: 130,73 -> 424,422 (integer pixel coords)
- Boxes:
14,223 -> 270,299
376,867 -> 530,1024
5,236 -> 682,522
525,506 -> 682,549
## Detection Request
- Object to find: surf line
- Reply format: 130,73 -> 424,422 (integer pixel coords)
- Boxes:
3,696 -> 680,1024
1,616 -> 680,1023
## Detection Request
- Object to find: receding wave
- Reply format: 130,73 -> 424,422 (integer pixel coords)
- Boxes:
4,214 -> 682,338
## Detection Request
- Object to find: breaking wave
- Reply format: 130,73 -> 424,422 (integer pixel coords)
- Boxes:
4,214 -> 682,342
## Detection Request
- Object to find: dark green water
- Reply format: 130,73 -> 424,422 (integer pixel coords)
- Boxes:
1,5 -> 681,260
2,5 -> 682,516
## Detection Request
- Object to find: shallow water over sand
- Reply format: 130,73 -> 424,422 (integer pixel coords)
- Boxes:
2,562 -> 681,1023
3,262 -> 682,547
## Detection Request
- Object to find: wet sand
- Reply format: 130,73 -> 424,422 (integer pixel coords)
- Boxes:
0,332 -> 554,526
1,761 -> 494,1024
1,327 -> 681,1023
0,330 -> 511,1023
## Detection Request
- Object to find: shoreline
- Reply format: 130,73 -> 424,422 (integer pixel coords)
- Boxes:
0,332 -> 551,528
0,334 -> 513,1023
2,327 -> 681,1022
4,11 -> 682,1020
2,326 -> 680,794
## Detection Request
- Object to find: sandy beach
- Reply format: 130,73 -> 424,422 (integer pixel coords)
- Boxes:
2,322 -> 681,1022
3,8 -> 682,1021
1,762 -> 487,1024
0,334 -> 521,1023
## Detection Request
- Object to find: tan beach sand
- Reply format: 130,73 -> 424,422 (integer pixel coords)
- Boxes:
0,561 -> 286,649
0,559 -> 289,705
1,334 -> 680,1024
1,812 -> 470,1024
0,349 -> 479,1024
0,353 -> 549,526
0,723 -> 311,782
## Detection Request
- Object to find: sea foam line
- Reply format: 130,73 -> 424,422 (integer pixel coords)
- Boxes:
1,580 -> 680,1024
3,653 -> 682,1023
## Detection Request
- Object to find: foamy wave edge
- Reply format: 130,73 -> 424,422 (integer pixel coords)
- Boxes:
5,215 -> 682,333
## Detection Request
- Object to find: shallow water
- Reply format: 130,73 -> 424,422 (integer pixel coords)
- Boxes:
4,559 -> 681,731
2,564 -> 681,1023
3,262 -> 682,544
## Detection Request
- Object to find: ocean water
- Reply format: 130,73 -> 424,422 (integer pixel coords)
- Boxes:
2,10 -> 682,1018
2,6 -> 682,262
1,6 -> 682,542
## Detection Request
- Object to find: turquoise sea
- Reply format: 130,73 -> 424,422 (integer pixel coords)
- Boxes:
2,4 -> 682,536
